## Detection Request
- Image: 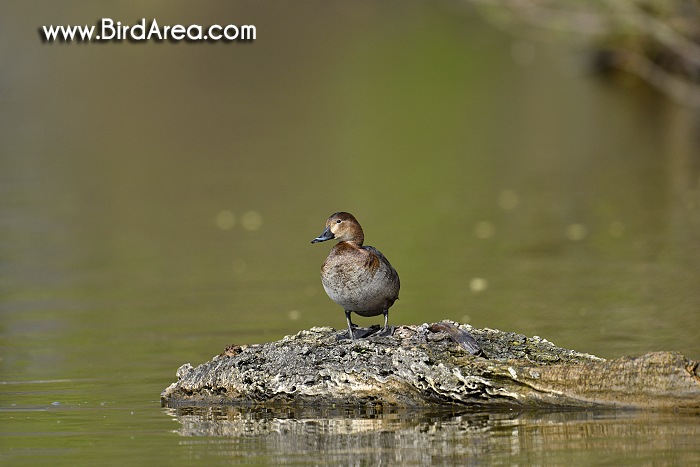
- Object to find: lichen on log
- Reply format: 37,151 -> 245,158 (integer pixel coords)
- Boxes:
161,321 -> 700,409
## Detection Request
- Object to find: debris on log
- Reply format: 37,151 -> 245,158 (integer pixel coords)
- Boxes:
161,321 -> 700,409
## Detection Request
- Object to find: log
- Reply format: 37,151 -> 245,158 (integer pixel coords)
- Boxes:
161,321 -> 700,409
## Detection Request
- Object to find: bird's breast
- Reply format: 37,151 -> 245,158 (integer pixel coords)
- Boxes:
320,247 -> 399,313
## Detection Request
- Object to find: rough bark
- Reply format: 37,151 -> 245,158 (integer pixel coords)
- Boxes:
161,322 -> 700,409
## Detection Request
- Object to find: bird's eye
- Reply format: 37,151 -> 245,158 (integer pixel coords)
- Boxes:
336,219 -> 342,224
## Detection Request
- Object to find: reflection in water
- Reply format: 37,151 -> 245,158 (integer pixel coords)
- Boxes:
167,406 -> 700,464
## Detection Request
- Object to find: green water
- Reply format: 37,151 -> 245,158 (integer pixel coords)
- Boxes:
2,1 -> 700,465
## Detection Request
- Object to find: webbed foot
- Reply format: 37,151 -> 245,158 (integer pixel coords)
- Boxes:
373,325 -> 394,338
337,325 -> 380,340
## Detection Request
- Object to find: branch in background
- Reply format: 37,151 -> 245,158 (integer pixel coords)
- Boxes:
615,49 -> 700,107
467,0 -> 700,107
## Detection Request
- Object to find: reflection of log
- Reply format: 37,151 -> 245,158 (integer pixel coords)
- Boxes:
161,322 -> 700,409
166,406 -> 700,462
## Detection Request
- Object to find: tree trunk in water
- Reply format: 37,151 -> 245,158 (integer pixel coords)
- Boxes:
161,322 -> 700,409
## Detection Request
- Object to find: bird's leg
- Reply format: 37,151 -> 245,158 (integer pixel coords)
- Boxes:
345,310 -> 356,341
376,306 -> 392,337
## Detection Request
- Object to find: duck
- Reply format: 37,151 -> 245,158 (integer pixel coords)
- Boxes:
311,212 -> 400,340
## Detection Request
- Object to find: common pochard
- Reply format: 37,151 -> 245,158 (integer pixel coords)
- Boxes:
311,212 -> 400,340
